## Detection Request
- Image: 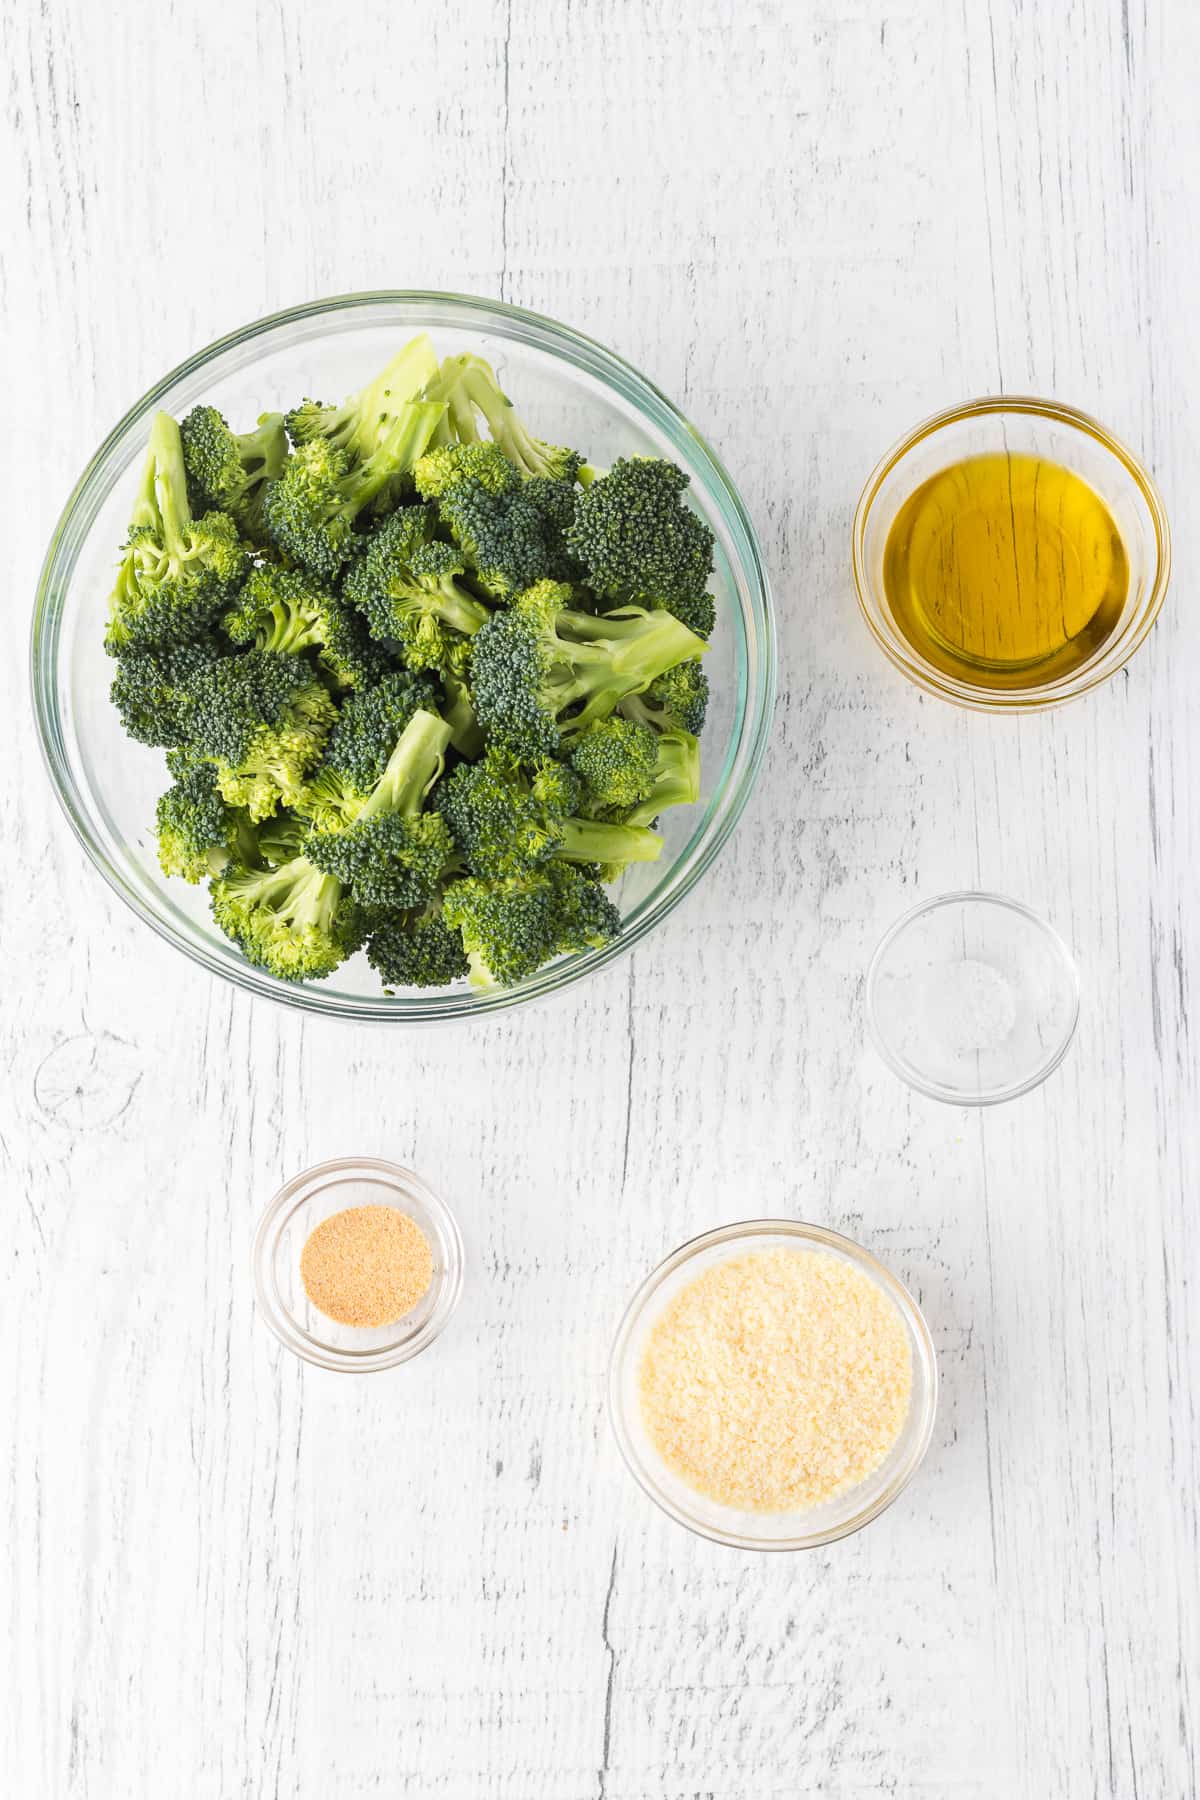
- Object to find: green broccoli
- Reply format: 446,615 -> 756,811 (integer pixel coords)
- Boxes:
154,751 -> 256,883
441,746 -> 661,882
183,649 -> 337,821
180,407 -> 288,538
411,441 -> 521,500
284,334 -> 440,461
210,847 -> 362,981
471,579 -> 707,758
565,457 -> 715,634
108,637 -> 225,748
619,729 -> 701,828
263,400 -> 446,580
222,563 -> 388,690
423,354 -> 583,481
105,412 -> 247,653
439,634 -> 485,760
295,670 -> 442,831
365,893 -> 470,990
568,716 -> 660,816
619,659 -> 710,735
442,862 -> 621,990
413,444 -> 571,601
343,505 -> 490,668
305,708 -> 455,908
105,340 -> 718,994
440,750 -> 581,880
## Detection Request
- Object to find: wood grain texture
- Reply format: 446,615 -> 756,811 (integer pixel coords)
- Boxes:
2,0 -> 1197,1794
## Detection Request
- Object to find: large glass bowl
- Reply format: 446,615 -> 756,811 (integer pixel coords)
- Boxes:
31,292 -> 775,1021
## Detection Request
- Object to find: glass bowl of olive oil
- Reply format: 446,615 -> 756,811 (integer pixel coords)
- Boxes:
852,397 -> 1170,710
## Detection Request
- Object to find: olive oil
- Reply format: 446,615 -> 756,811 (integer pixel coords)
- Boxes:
882,452 -> 1128,688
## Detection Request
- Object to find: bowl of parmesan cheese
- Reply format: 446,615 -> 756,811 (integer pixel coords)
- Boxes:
608,1219 -> 937,1549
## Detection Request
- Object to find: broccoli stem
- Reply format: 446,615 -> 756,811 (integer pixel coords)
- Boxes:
359,336 -> 441,438
558,606 -> 705,677
556,819 -> 663,866
426,580 -> 491,637
242,855 -> 343,934
423,355 -> 488,445
236,413 -> 288,483
443,673 -> 485,759
357,709 -> 453,824
621,733 -> 701,828
550,607 -> 707,737
341,402 -> 448,519
149,411 -> 196,563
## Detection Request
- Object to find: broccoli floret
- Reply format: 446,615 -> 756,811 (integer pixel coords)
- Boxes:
412,441 -> 521,500
440,749 -> 581,881
105,412 -> 247,653
223,563 -> 388,690
523,475 -> 580,534
295,669 -> 441,830
344,506 -> 491,669
108,637 -> 225,748
619,729 -> 701,829
565,457 -> 715,630
413,446 -> 571,601
305,708 -> 455,908
284,334 -> 440,461
210,848 -> 362,981
423,354 -> 583,481
440,746 -> 661,883
155,753 -> 255,882
221,563 -> 329,655
439,635 -> 485,760
620,660 -> 710,736
183,649 -> 337,821
263,401 -> 446,580
439,482 -> 559,601
365,893 -> 470,990
180,407 -> 288,538
442,862 -> 621,990
522,475 -> 586,584
568,716 -> 660,816
659,590 -> 716,639
471,580 -> 708,758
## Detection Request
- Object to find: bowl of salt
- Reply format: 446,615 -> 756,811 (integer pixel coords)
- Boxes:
865,892 -> 1079,1105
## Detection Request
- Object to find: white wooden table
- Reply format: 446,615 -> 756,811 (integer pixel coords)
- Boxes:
4,3 -> 1197,1794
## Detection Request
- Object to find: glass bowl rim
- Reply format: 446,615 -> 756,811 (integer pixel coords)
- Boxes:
851,392 -> 1171,713
31,287 -> 776,1022
864,889 -> 1081,1106
251,1154 -> 464,1372
607,1217 -> 939,1551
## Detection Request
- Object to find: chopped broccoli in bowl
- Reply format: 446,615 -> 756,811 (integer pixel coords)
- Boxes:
95,330 -> 731,998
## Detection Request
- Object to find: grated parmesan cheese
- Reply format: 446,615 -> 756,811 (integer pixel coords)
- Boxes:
638,1246 -> 912,1513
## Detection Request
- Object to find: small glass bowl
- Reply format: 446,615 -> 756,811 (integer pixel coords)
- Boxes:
608,1220 -> 938,1551
852,395 -> 1170,710
866,892 -> 1080,1105
252,1156 -> 464,1372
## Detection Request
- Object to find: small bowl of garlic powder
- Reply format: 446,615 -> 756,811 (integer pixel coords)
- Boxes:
253,1157 -> 464,1372
608,1220 -> 937,1549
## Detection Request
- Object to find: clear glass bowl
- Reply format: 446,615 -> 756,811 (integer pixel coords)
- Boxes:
852,396 -> 1170,710
252,1156 -> 463,1372
31,291 -> 776,1021
866,891 -> 1080,1105
608,1220 -> 938,1550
